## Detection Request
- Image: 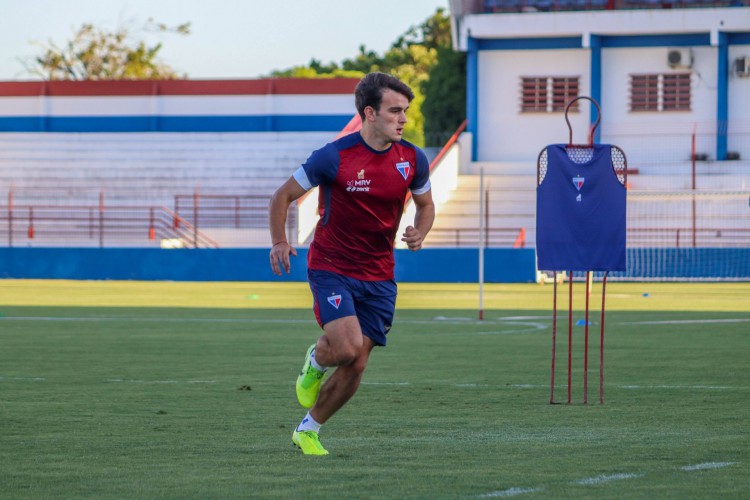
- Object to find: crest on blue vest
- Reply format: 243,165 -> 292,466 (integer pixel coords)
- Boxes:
572,175 -> 585,191
396,161 -> 411,180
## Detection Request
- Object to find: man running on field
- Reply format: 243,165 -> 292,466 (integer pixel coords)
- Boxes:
268,72 -> 435,455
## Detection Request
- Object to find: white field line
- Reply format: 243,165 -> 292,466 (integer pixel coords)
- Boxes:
105,379 -> 217,384
360,381 -> 411,386
621,319 -> 750,325
620,385 -> 735,390
680,462 -> 736,471
0,316 -> 315,324
477,462 -> 740,497
4,315 -> 749,331
478,487 -> 544,497
573,473 -> 644,485
516,384 -> 745,390
0,376 -> 45,381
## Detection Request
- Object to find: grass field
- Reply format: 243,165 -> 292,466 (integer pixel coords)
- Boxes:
1,280 -> 748,499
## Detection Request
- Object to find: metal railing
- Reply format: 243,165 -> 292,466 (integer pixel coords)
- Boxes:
173,193 -> 297,245
1,196 -> 219,248
427,227 -> 527,248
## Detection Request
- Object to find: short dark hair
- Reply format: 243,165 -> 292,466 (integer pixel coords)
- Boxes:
354,72 -> 414,119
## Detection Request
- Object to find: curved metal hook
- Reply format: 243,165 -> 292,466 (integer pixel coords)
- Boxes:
565,96 -> 601,146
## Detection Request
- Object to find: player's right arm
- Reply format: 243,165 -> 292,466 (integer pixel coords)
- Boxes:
268,177 -> 307,275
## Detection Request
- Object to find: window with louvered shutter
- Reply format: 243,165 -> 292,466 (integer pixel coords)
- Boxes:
630,73 -> 691,112
521,76 -> 579,113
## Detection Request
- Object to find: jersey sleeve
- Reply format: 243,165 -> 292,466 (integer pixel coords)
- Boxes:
409,147 -> 431,195
299,142 -> 340,188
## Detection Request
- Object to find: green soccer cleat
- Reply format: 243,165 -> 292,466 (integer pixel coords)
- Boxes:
292,430 -> 329,456
296,344 -> 325,408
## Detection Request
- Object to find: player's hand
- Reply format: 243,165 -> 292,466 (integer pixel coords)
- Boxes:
269,241 -> 297,275
401,225 -> 424,252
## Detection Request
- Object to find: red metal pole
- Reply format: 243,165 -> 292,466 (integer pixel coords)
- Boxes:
550,272 -> 558,404
568,270 -> 573,405
584,271 -> 591,404
600,272 -> 608,404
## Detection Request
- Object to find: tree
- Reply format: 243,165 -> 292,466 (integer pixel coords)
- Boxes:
270,8 -> 465,148
421,46 -> 466,147
29,19 -> 190,80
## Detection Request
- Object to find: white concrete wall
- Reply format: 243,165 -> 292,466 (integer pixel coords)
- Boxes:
478,49 -> 590,162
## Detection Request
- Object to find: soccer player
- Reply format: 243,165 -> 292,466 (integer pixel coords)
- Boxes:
268,72 -> 435,455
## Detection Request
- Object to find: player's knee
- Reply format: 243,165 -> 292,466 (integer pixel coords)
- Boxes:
336,342 -> 361,366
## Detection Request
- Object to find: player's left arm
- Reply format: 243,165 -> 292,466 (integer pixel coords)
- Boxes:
401,190 -> 435,252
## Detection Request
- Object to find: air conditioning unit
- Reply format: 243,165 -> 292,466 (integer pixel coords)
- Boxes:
736,56 -> 750,78
667,48 -> 693,69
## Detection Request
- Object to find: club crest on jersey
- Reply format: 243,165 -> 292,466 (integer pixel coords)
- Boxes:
572,175 -> 584,191
395,161 -> 411,180
327,294 -> 342,309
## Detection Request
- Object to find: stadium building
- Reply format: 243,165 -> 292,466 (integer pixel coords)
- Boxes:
0,1 -> 749,280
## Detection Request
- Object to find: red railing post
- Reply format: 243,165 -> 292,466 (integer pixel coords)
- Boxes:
193,190 -> 199,248
149,207 -> 155,241
513,228 -> 526,248
484,188 -> 490,247
99,191 -> 104,248
8,190 -> 13,247
174,195 -> 180,228
28,207 -> 34,239
235,196 -> 240,229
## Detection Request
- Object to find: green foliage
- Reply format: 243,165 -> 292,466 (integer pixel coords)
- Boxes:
422,47 -> 467,146
271,8 -> 465,147
29,19 -> 190,80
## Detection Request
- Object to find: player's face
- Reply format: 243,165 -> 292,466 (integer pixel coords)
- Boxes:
370,89 -> 409,145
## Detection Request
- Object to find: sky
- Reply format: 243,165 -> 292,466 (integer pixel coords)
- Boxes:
0,0 -> 450,81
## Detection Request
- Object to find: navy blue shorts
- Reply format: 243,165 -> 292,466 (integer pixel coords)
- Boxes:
308,269 -> 397,347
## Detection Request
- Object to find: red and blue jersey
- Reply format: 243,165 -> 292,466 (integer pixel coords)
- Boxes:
293,132 -> 431,280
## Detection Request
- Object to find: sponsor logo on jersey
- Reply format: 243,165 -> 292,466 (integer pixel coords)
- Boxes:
347,170 -> 371,192
327,294 -> 342,309
396,161 -> 411,180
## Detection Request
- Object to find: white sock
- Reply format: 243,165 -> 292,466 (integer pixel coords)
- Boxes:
296,412 -> 322,433
310,348 -> 327,372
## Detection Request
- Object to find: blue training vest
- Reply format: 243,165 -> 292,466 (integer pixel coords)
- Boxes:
536,144 -> 626,271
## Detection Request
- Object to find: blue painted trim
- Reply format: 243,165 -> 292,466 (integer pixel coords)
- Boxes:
0,247 -> 538,283
2,247 -> 748,281
395,248 -> 537,282
608,248 -> 750,279
467,36 -> 479,162
728,33 -> 750,45
598,33 -> 711,48
717,32 -> 729,161
478,37 -> 582,50
590,35 -> 602,144
0,115 -> 353,133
